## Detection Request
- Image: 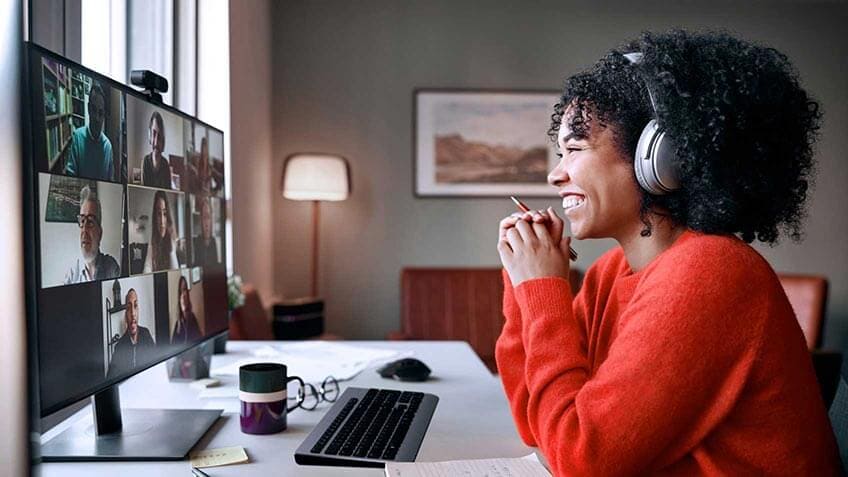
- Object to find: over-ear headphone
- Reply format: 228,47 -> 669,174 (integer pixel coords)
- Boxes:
623,52 -> 680,195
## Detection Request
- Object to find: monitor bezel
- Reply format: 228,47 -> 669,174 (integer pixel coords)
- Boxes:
23,42 -> 229,418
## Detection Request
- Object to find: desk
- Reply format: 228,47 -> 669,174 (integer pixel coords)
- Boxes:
40,341 -> 534,476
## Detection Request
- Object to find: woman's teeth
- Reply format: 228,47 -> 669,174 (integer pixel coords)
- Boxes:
563,196 -> 585,210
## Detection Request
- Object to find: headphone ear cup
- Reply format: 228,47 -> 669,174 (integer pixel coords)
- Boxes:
634,119 -> 680,195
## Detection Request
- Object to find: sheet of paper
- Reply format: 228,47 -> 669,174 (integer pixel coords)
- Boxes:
197,386 -> 239,399
190,378 -> 221,389
190,446 -> 249,468
384,454 -> 550,477
213,342 -> 411,384
202,400 -> 241,414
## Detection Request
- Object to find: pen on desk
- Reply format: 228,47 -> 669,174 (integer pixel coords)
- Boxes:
510,196 -> 578,261
192,467 -> 210,477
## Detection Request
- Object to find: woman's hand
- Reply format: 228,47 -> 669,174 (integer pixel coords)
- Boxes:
498,206 -> 565,248
497,207 -> 571,287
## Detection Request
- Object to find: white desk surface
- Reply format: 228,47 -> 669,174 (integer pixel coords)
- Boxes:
40,340 -> 535,476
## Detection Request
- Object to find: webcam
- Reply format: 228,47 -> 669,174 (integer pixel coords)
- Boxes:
130,70 -> 168,103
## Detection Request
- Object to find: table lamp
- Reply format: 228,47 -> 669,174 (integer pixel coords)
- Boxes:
281,153 -> 351,298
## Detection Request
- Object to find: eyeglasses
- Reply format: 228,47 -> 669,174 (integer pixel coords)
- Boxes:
287,376 -> 339,411
77,214 -> 99,229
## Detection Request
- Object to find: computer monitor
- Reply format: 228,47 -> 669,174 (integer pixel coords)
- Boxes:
22,43 -> 229,461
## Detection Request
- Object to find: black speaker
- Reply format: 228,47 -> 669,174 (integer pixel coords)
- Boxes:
272,298 -> 324,340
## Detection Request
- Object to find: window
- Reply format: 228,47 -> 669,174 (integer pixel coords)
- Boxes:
127,0 -> 174,105
81,0 -> 127,83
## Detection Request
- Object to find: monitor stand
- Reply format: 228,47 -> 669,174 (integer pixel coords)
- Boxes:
41,385 -> 222,461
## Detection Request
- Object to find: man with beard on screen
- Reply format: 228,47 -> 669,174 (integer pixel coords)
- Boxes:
107,288 -> 155,379
64,185 -> 120,284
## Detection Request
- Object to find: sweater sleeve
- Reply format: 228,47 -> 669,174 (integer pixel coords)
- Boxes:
496,268 -> 594,448
515,255 -> 766,476
495,269 -> 537,446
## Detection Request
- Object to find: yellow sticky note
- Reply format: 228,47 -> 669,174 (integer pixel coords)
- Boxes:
190,446 -> 249,468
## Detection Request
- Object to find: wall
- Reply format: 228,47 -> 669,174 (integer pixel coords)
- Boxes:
269,0 -> 848,345
1,0 -> 29,474
229,0 -> 275,301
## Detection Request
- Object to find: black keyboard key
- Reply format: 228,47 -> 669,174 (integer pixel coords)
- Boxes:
366,405 -> 403,458
363,388 -> 379,402
382,409 -> 415,460
310,398 -> 358,453
383,447 -> 398,460
339,392 -> 387,455
354,403 -> 393,456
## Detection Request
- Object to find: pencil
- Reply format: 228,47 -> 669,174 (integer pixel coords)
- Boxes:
510,196 -> 578,261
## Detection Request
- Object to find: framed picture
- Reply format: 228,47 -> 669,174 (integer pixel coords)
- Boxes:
414,89 -> 561,197
45,175 -> 97,222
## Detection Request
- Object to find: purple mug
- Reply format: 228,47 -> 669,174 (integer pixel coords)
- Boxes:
239,363 -> 304,434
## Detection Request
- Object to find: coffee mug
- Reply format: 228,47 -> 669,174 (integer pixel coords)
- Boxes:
239,362 -> 305,435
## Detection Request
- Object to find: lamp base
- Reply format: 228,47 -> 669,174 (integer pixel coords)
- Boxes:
272,297 -> 324,340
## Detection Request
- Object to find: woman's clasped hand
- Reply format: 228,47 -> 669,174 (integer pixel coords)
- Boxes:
497,206 -> 571,287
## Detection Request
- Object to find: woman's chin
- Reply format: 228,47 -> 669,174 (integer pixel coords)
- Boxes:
568,220 -> 587,240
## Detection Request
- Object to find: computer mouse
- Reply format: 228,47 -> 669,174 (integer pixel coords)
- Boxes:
377,358 -> 432,382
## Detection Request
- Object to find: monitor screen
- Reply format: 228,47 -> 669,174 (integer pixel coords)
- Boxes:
25,45 -> 229,417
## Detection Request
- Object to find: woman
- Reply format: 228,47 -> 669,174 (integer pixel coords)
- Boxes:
496,30 -> 840,475
171,275 -> 202,344
192,197 -> 219,267
143,190 -> 179,272
195,136 -> 211,195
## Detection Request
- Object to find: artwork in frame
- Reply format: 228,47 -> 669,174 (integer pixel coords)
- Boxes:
414,89 -> 561,197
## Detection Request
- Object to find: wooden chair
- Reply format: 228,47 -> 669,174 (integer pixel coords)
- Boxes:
778,274 -> 828,350
390,269 -> 826,372
228,283 -> 274,340
391,268 -> 582,373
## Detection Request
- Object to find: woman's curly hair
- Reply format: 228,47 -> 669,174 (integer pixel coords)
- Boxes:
549,29 -> 822,244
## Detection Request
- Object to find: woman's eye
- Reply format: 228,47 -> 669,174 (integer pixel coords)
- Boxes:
566,147 -> 582,153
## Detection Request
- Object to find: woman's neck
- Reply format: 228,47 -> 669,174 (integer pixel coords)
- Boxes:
616,217 -> 687,273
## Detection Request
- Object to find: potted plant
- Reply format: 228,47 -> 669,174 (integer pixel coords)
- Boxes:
214,274 -> 245,353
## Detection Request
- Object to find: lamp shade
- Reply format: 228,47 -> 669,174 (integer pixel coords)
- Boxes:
281,153 -> 351,201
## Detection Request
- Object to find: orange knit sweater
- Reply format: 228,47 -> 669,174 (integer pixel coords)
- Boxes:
496,230 -> 840,476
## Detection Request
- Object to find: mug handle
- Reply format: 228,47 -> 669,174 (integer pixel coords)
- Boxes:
287,376 -> 305,413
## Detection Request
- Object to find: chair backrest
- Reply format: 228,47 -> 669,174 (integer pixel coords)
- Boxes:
400,268 -> 582,373
828,374 -> 848,471
778,274 -> 828,350
229,283 -> 274,340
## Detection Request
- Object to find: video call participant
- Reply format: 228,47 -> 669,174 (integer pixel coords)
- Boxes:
193,137 -> 212,195
64,185 -> 120,284
143,190 -> 179,272
171,276 -> 201,344
65,82 -> 114,180
106,288 -> 155,379
193,197 -> 219,267
142,111 -> 172,189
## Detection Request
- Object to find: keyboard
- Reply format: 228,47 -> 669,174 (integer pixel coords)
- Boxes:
294,387 -> 439,468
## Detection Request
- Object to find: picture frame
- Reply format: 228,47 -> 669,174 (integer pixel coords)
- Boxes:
414,89 -> 561,197
45,175 -> 96,222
